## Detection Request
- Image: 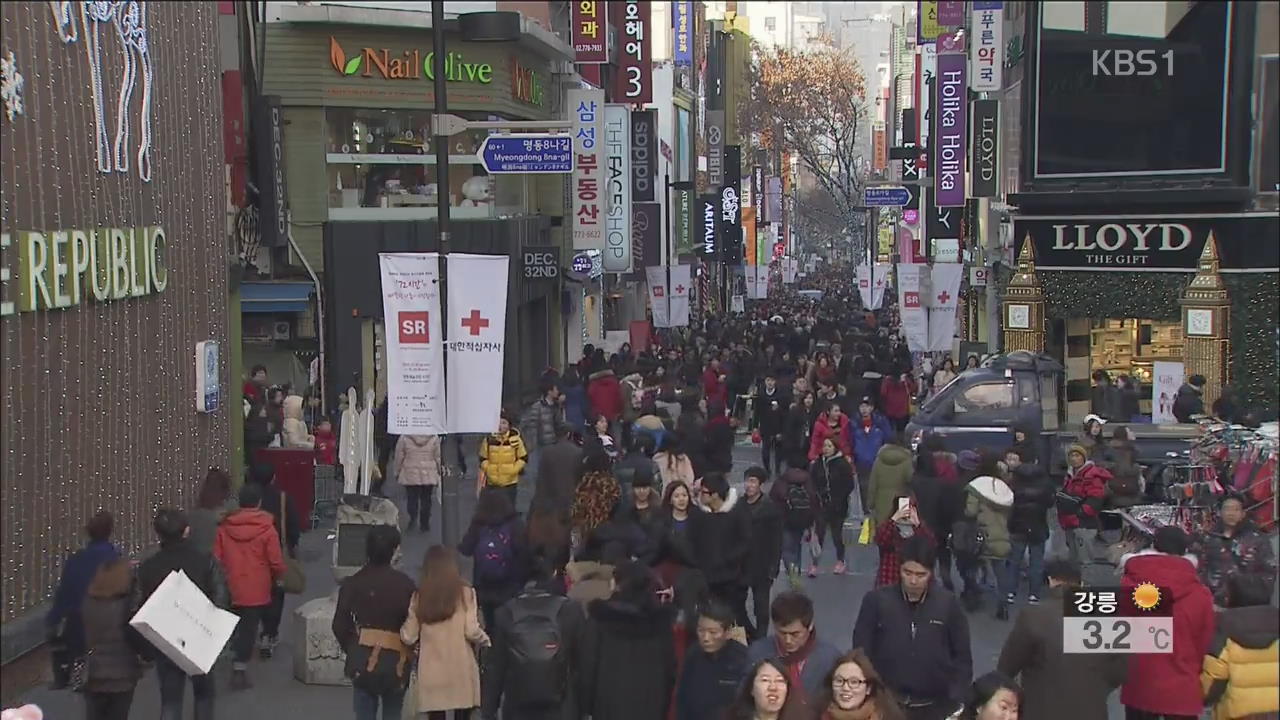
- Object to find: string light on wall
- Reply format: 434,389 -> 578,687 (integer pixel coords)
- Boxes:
0,50 -> 23,120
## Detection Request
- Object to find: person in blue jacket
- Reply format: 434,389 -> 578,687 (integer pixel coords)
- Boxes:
47,511 -> 120,661
847,397 -> 893,510
560,367 -> 588,438
675,600 -> 749,720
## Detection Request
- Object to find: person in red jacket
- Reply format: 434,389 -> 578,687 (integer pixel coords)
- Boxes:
1058,444 -> 1111,569
587,368 -> 624,427
702,358 -> 728,409
1119,526 -> 1216,719
878,371 -> 916,433
808,404 -> 852,462
214,483 -> 285,690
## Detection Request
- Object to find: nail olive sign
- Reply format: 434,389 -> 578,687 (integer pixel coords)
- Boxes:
328,37 -> 494,84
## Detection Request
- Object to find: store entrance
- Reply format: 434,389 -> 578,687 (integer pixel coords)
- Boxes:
1090,318 -> 1183,418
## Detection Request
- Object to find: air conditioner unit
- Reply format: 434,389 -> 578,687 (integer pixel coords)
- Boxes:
272,320 -> 292,340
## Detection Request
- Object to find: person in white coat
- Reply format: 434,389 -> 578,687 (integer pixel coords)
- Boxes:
396,434 -> 442,533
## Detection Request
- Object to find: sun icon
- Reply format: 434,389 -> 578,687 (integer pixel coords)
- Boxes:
1133,582 -> 1163,612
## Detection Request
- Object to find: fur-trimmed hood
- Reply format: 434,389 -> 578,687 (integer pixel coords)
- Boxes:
697,486 -> 741,513
966,475 -> 1014,507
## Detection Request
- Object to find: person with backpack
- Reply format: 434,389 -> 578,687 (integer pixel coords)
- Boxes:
401,545 -> 490,720
771,458 -> 819,580
460,487 -> 528,630
483,558 -> 586,720
80,558 -> 146,720
1003,460 -> 1054,609
578,560 -> 678,720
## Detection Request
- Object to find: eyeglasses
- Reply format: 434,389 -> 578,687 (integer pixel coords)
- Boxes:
832,677 -> 868,689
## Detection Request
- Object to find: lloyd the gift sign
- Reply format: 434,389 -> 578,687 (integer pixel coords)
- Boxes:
971,99 -> 999,198
1014,213 -> 1280,270
614,1 -> 652,103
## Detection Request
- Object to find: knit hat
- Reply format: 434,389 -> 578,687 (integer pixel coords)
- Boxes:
957,449 -> 981,471
1067,444 -> 1088,460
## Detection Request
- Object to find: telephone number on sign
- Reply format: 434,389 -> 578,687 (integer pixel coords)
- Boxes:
1063,617 -> 1174,654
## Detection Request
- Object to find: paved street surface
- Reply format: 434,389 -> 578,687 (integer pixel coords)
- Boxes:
20,439 -> 1127,718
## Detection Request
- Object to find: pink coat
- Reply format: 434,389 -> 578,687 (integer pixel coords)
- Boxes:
395,435 -> 441,486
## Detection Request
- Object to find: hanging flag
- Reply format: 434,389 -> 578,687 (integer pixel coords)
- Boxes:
928,262 -> 963,352
744,265 -> 769,299
668,264 -> 691,327
857,263 -> 892,310
897,263 -> 929,352
445,253 -> 509,434
646,264 -> 691,327
646,265 -> 669,327
379,253 -> 446,436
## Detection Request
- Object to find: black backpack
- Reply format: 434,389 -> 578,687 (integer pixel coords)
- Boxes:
784,483 -> 814,529
950,517 -> 985,559
504,591 -> 569,708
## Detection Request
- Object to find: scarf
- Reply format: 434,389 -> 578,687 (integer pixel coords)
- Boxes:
777,633 -> 817,697
822,701 -> 879,720
861,416 -> 873,431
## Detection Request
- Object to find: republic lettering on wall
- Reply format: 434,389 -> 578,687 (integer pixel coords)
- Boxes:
253,96 -> 288,248
969,2 -> 1003,92
603,104 -> 633,273
1013,214 -> 1280,271
572,1 -> 608,63
631,110 -> 657,202
614,1 -> 652,104
700,194 -> 718,258
934,32 -> 967,207
720,145 -> 743,265
570,88 -> 606,250
1,226 -> 169,316
971,99 -> 999,198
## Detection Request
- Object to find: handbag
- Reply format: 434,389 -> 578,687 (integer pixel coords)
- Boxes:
278,491 -> 306,594
858,518 -> 874,545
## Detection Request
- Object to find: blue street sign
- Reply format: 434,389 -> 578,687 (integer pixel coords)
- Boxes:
571,253 -> 593,274
476,134 -> 573,174
863,186 -> 912,207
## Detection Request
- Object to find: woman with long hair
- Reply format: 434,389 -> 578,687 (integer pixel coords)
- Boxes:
525,499 -> 572,592
80,558 -> 145,720
655,433 -> 697,489
458,488 -> 526,629
572,451 -> 622,544
783,392 -> 818,470
189,468 -> 234,555
401,546 -> 490,720
724,658 -> 803,720
813,649 -> 905,720
949,671 -> 1021,720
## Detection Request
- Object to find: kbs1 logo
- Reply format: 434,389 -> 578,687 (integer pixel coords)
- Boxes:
1092,49 -> 1174,77
398,312 -> 431,344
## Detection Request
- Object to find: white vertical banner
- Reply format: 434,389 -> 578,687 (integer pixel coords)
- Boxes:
857,264 -> 874,308
927,262 -> 963,351
379,253 -> 446,435
872,262 -> 891,309
1152,361 -> 1184,424
970,2 -> 1004,92
745,265 -> 769,299
570,88 -> 605,250
897,263 -> 929,352
445,253 -> 509,434
668,263 -> 691,327
603,104 -> 632,272
783,257 -> 798,284
646,266 -> 670,327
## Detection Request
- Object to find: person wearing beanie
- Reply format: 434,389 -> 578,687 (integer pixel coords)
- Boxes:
1058,444 -> 1112,572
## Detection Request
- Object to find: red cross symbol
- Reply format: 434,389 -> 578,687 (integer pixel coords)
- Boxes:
461,309 -> 490,336
937,291 -> 951,305
675,285 -> 686,294
653,286 -> 665,297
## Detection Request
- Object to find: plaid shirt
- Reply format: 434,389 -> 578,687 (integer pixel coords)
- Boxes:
874,518 -> 936,588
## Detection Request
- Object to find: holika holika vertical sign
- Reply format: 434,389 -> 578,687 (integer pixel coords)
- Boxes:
934,32 -> 967,207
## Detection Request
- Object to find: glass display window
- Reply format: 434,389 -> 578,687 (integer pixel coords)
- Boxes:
1089,318 -> 1184,413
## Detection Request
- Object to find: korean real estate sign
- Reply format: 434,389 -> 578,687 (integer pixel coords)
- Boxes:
934,32 -> 967,207
570,89 -> 606,250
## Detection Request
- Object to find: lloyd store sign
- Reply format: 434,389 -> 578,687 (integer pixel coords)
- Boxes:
1014,214 -> 1280,271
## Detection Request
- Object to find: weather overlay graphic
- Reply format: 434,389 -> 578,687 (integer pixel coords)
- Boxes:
1063,587 -> 1174,654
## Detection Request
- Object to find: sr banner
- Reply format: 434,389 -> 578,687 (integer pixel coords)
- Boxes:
897,263 -> 929,352
856,263 -> 891,310
646,264 -> 691,327
379,253 -> 446,435
446,254 -> 509,433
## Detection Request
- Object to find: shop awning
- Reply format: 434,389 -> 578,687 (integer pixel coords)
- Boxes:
240,282 -> 313,314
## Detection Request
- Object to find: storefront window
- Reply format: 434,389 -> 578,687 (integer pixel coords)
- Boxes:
325,108 -> 530,220
1090,318 -> 1183,414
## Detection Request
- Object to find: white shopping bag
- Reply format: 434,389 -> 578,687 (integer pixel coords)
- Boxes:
130,570 -> 239,676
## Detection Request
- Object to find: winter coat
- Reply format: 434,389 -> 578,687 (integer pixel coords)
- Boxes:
1058,461 -> 1111,530
1091,383 -> 1125,422
522,398 -> 565,448
1105,439 -> 1142,508
281,394 -> 314,449
963,476 -> 1014,559
652,509 -> 700,568
849,413 -> 894,470
997,586 -> 1127,720
675,641 -> 749,720
867,444 -> 913,525
563,383 -> 588,431
809,413 -> 853,461
783,405 -> 817,467
588,370 -> 624,421
483,587 -> 586,720
566,561 -> 616,605
1009,425 -> 1039,465
689,487 -> 752,586
1119,552 -> 1217,716
46,540 -> 119,655
703,415 -> 735,473
1202,604 -> 1280,720
188,502 -> 235,557
754,387 -> 791,436
395,434 -> 441,486
613,451 -> 659,492
136,540 -> 230,618
742,493 -> 784,584
401,586 -> 488,712
480,429 -> 528,487
879,376 -> 915,420
702,368 -> 728,408
932,368 -> 958,392
213,508 -> 285,607
81,592 -> 145,693
314,427 -> 338,465
1173,382 -> 1205,423
459,513 -> 528,609
654,452 -> 696,489
771,468 -> 820,531
810,453 -> 856,516
1007,464 -> 1054,544
333,564 -> 417,678
532,439 -> 584,511
1197,520 -> 1278,606
578,598 -> 677,720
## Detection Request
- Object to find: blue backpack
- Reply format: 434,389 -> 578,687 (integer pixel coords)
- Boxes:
475,523 -> 515,583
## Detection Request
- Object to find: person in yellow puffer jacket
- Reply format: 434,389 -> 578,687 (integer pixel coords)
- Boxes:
479,411 -> 528,509
1202,574 -> 1280,720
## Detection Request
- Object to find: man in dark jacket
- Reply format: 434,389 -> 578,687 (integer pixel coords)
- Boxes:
742,467 -> 783,641
754,371 -> 791,477
675,601 -> 749,720
997,558 -> 1127,720
333,525 -> 417,720
1172,374 -> 1207,423
135,508 -> 229,720
47,510 -> 119,664
690,472 -> 753,629
247,462 -> 301,657
852,535 -> 971,720
531,425 -> 584,516
612,433 -> 659,495
1004,461 -> 1055,608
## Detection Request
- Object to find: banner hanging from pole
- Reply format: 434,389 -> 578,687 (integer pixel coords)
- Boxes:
857,263 -> 892,310
646,265 -> 691,327
927,262 -> 963,351
445,254 -> 509,434
379,253 -> 446,435
897,263 -> 929,352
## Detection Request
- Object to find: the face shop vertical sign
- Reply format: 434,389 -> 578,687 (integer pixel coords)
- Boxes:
603,104 -> 632,273
255,95 -> 289,247
971,99 -> 999,198
631,110 -> 656,202
700,194 -> 718,258
934,33 -> 967,207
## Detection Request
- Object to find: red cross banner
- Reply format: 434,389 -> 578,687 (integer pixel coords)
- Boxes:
856,263 -> 892,310
928,262 -> 963,352
445,253 -> 509,433
645,264 -> 690,328
379,253 -> 446,435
